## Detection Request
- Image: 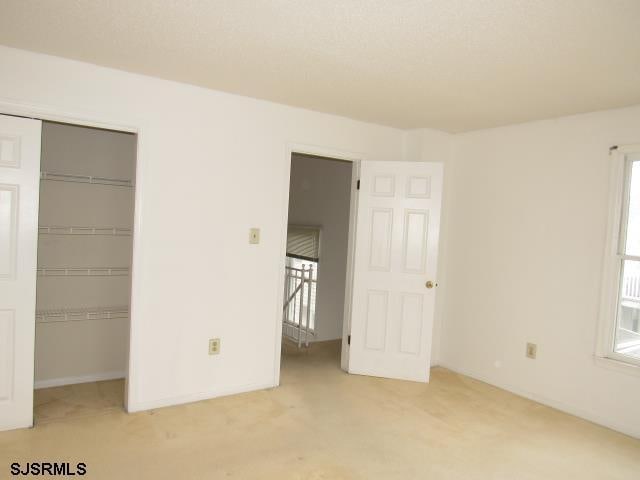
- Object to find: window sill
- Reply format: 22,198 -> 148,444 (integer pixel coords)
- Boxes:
593,355 -> 640,377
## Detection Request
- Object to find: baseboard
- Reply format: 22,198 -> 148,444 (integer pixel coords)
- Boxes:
126,381 -> 276,413
0,420 -> 33,432
34,371 -> 126,389
437,361 -> 640,440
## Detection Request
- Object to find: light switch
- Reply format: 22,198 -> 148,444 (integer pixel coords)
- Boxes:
526,342 -> 537,359
249,228 -> 260,244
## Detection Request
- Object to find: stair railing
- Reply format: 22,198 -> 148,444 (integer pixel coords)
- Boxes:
283,264 -> 314,347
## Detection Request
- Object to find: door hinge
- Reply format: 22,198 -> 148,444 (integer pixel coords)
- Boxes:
356,180 -> 360,190
347,334 -> 351,345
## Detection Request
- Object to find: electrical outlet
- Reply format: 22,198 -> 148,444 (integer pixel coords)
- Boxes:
209,338 -> 220,355
526,342 -> 537,359
249,228 -> 260,244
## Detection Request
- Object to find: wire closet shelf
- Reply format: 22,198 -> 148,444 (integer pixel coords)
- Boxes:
37,266 -> 130,277
40,171 -> 134,188
39,225 -> 132,236
36,306 -> 129,323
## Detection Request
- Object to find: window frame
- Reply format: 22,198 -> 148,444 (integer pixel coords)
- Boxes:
597,144 -> 640,369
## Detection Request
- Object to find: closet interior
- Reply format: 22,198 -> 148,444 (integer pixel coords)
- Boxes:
34,121 -> 136,399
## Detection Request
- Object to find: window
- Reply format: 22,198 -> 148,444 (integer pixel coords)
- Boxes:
599,146 -> 640,367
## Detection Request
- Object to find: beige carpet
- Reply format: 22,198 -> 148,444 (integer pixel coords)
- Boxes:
1,340 -> 638,479
34,378 -> 125,425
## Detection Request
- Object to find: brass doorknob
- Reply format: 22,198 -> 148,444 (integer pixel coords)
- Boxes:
426,281 -> 436,289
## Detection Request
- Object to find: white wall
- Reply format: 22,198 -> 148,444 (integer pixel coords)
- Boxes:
439,105 -> 640,438
0,45 -> 406,411
287,154 -> 353,342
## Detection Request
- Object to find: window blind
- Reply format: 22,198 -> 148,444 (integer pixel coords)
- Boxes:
286,226 -> 320,261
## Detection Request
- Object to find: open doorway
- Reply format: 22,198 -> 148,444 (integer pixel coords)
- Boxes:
280,152 -> 355,374
33,121 -> 136,424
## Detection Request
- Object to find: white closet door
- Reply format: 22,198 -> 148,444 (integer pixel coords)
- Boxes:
0,114 -> 41,431
348,161 -> 442,382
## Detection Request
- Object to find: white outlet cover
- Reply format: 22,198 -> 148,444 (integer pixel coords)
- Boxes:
209,338 -> 220,355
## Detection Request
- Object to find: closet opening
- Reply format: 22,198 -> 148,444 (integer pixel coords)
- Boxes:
33,121 -> 137,424
279,152 -> 356,377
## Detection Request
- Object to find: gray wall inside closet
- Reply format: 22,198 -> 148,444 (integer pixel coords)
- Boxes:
35,122 -> 136,385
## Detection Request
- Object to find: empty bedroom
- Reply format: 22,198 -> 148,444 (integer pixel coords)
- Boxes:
0,1 -> 639,479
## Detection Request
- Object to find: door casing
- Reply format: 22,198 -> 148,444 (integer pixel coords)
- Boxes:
275,144 -> 361,384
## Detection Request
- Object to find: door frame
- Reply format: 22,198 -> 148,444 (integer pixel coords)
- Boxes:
0,98 -> 143,413
273,144 -> 361,384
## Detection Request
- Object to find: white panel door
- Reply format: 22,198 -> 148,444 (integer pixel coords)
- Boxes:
348,161 -> 442,382
0,114 -> 41,431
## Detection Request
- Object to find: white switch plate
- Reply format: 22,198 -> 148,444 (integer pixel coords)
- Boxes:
209,338 -> 220,355
249,228 -> 260,244
526,342 -> 537,359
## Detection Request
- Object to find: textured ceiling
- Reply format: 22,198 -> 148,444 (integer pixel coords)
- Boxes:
1,1 -> 639,132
